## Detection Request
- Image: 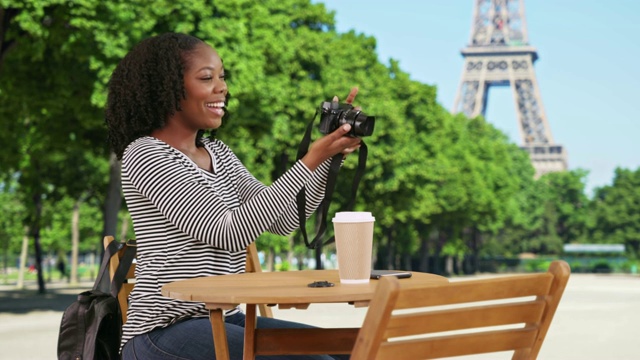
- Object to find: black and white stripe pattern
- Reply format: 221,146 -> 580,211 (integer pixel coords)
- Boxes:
120,136 -> 330,349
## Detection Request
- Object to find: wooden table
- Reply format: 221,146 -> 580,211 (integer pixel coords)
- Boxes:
161,270 -> 447,360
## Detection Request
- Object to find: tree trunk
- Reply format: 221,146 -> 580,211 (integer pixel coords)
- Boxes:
371,242 -> 378,271
296,253 -> 304,270
0,8 -> 20,69
45,251 -> 53,283
287,237 -> 294,270
433,228 -> 446,275
386,227 -> 394,269
32,193 -> 46,294
98,154 -> 122,290
445,256 -> 454,276
103,153 -> 122,240
2,222 -> 8,284
17,227 -> 29,289
120,216 -> 129,241
456,256 -> 463,275
471,227 -> 481,274
70,199 -> 80,285
266,248 -> 274,271
418,231 -> 430,273
402,253 -> 412,271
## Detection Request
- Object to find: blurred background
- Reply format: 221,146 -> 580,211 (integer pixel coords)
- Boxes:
1,0 -> 639,295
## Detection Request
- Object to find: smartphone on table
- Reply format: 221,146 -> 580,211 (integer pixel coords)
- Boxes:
370,270 -> 412,279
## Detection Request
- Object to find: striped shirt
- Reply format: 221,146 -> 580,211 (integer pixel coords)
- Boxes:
120,136 -> 330,349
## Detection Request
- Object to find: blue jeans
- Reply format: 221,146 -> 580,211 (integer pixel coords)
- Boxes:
121,312 -> 349,360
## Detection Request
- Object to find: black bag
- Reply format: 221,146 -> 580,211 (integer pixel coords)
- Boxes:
57,239 -> 136,360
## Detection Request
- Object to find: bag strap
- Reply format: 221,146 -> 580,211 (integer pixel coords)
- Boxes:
296,153 -> 343,249
295,112 -> 368,249
93,240 -> 122,293
110,240 -> 136,298
75,295 -> 87,357
93,239 -> 137,298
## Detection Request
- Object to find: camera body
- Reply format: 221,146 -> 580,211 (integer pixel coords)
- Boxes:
318,101 -> 375,137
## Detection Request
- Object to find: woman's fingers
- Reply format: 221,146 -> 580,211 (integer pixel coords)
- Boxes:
302,123 -> 361,170
326,124 -> 360,149
345,87 -> 358,104
342,144 -> 361,155
332,87 -> 359,104
334,124 -> 353,137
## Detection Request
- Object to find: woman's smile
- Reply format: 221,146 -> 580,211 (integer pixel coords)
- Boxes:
205,101 -> 225,117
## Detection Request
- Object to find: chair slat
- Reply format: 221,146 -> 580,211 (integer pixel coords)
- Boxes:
395,273 -> 553,309
386,300 -> 546,337
377,327 -> 538,359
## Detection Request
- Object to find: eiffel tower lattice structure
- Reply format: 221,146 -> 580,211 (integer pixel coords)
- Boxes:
452,0 -> 567,177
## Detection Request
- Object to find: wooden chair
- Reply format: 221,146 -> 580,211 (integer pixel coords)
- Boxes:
103,236 -> 136,324
103,236 -> 272,324
245,242 -> 273,318
351,260 -> 571,359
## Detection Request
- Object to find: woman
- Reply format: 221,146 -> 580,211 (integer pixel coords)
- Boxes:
105,32 -> 361,359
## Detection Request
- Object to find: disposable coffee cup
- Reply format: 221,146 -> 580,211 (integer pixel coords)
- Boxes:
332,211 -> 375,284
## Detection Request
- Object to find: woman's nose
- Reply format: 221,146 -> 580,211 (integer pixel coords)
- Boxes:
216,80 -> 227,94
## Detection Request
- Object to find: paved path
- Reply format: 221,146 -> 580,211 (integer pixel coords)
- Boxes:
1,273 -> 639,359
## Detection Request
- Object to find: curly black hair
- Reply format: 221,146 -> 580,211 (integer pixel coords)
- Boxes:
105,33 -> 215,159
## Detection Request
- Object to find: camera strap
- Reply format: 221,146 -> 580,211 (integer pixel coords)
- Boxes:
295,111 -> 368,249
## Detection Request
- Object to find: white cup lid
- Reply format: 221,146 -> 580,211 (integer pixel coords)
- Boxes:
332,211 -> 375,223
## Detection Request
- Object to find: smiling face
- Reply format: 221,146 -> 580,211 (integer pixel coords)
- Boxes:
172,43 -> 228,131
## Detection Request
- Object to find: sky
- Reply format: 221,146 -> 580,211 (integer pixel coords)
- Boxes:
317,0 -> 640,196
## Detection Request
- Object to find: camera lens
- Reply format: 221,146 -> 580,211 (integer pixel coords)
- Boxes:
343,110 -> 375,137
353,112 -> 375,137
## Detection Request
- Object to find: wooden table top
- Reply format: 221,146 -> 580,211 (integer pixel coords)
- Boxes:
161,270 -> 447,309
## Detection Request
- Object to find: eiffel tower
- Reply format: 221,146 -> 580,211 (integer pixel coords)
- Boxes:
452,0 -> 567,177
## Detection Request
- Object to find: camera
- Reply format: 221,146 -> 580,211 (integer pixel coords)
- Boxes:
318,101 -> 375,137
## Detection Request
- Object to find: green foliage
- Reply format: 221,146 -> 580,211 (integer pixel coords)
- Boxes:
522,259 -> 553,273
39,197 -> 103,252
590,168 -> 640,258
0,180 -> 26,254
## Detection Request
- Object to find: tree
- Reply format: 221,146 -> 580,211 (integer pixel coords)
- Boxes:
1,0 -> 119,291
590,167 -> 640,258
539,170 -> 591,244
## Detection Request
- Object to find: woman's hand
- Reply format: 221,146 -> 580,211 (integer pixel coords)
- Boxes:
301,87 -> 363,171
339,87 -> 363,156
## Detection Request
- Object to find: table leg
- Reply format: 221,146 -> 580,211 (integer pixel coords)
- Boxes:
209,309 -> 229,360
244,304 -> 257,360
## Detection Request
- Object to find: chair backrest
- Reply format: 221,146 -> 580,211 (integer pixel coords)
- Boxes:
245,242 -> 274,318
103,236 -> 273,324
351,260 -> 571,360
103,236 -> 136,324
